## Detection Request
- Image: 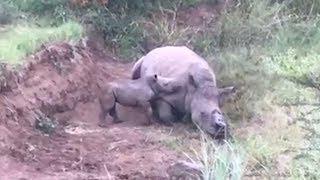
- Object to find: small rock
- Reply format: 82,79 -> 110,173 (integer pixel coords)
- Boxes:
167,161 -> 203,180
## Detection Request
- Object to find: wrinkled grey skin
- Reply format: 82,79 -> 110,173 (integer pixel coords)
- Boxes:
98,74 -> 182,127
131,46 -> 236,138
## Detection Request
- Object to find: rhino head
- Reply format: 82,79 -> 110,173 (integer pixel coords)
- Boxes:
187,66 -> 236,139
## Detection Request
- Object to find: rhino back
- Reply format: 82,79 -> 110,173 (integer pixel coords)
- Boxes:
136,46 -> 217,111
140,46 -> 215,81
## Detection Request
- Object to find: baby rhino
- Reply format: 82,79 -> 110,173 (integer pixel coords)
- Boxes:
98,74 -> 182,127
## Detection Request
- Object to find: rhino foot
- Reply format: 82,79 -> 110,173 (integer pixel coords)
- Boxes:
113,119 -> 124,124
143,120 -> 152,126
98,121 -> 109,128
161,120 -> 174,127
181,113 -> 192,123
189,123 -> 198,130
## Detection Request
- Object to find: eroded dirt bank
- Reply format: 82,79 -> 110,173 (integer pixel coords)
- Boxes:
0,40 -> 189,179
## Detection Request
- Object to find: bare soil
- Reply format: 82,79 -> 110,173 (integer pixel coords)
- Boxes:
0,40 -> 198,180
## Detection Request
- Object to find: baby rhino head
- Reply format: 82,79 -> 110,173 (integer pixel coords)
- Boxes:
146,74 -> 182,94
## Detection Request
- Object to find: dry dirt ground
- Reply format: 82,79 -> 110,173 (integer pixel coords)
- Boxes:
0,40 -> 205,180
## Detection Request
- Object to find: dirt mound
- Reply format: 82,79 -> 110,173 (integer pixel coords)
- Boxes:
0,40 -> 186,179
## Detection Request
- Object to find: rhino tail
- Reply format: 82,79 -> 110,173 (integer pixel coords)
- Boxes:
131,56 -> 144,80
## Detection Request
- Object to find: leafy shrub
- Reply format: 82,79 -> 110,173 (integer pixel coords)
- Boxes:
35,115 -> 57,135
80,0 -> 211,59
0,1 -> 18,25
10,0 -> 67,15
7,0 -> 76,25
276,0 -> 320,15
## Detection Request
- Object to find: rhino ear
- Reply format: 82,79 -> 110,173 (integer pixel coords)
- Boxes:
218,86 -> 236,106
218,86 -> 236,97
188,74 -> 198,88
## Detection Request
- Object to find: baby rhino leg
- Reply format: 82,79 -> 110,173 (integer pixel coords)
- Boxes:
138,102 -> 154,126
98,86 -> 122,127
152,100 -> 175,126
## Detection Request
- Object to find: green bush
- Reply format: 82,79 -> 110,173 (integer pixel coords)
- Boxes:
35,115 -> 57,135
10,0 -> 67,15
7,0 -> 75,26
0,1 -> 18,25
280,0 -> 320,15
81,0 -> 211,59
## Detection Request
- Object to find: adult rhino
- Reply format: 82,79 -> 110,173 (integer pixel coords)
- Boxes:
131,46 -> 236,138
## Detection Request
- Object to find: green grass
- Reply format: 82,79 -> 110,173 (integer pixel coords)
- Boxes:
0,21 -> 83,64
243,135 -> 273,167
186,132 -> 246,180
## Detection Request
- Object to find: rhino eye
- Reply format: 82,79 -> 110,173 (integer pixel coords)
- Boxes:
200,112 -> 207,118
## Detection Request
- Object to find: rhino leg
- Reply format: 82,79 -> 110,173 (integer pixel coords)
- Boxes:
151,100 -> 176,126
98,108 -> 109,128
150,100 -> 159,119
98,92 -> 112,127
138,102 -> 154,126
109,104 -> 122,124
98,87 -> 122,127
181,113 -> 192,123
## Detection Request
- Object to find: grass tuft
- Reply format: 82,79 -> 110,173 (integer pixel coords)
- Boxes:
0,21 -> 83,64
186,131 -> 247,180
